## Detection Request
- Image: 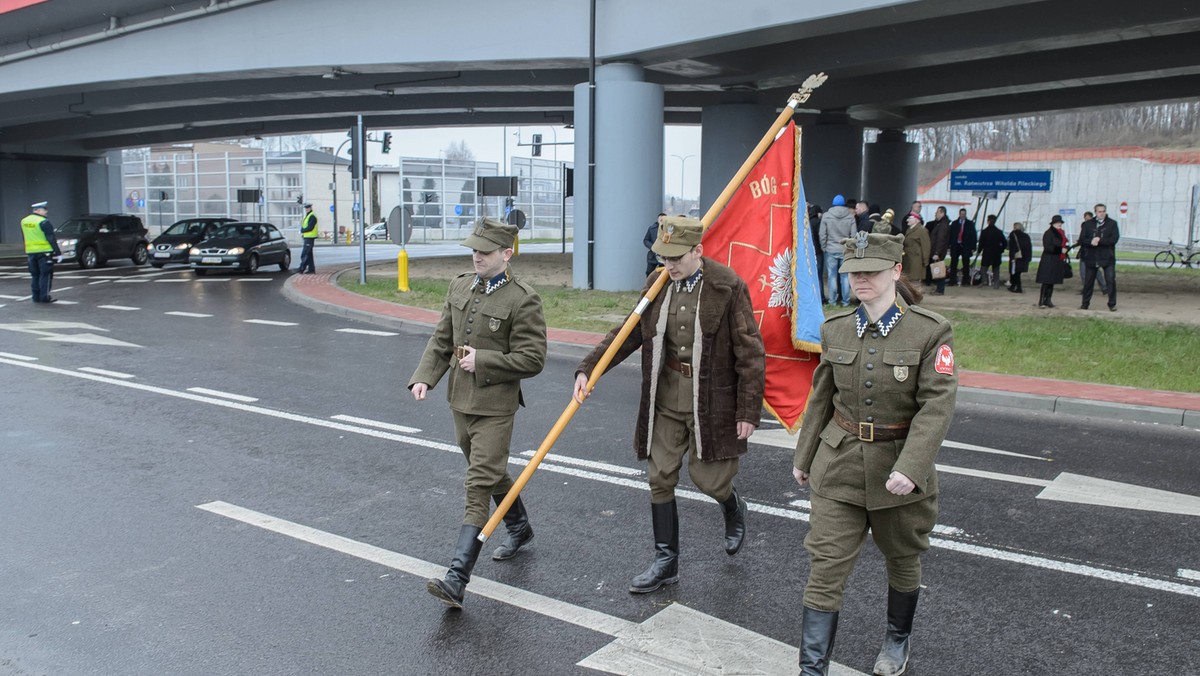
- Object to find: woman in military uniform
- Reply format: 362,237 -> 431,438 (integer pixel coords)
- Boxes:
792,218 -> 957,676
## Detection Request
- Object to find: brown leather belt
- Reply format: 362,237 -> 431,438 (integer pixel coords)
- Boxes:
833,409 -> 910,442
664,354 -> 693,378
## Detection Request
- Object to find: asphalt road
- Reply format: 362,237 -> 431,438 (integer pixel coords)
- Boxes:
1,258 -> 1198,676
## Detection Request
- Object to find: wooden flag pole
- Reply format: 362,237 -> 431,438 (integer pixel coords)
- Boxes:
479,75 -> 827,543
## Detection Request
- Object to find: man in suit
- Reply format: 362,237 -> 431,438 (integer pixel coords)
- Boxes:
947,208 -> 977,287
1076,204 -> 1120,311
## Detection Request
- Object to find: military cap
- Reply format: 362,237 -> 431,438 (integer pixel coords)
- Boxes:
840,211 -> 904,273
651,216 -> 703,257
462,217 -> 518,252
31,201 -> 48,210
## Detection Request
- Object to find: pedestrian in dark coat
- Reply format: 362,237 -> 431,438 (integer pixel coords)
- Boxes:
947,208 -> 977,287
1007,221 -> 1032,292
925,207 -> 951,294
1076,204 -> 1120,311
574,216 -> 765,595
1035,215 -> 1070,308
644,213 -> 666,276
977,215 -> 1006,288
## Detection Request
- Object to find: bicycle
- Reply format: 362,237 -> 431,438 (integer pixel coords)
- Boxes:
1153,239 -> 1200,268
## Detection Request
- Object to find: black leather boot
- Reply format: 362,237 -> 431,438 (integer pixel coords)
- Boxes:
798,606 -> 839,675
720,487 -> 747,555
629,500 -> 679,593
426,524 -> 484,609
872,586 -> 920,675
491,494 -> 534,561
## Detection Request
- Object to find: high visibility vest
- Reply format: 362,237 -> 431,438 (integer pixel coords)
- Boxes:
21,214 -> 52,253
301,212 -> 318,238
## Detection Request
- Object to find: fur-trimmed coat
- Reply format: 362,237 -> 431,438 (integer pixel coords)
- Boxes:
576,258 -> 765,462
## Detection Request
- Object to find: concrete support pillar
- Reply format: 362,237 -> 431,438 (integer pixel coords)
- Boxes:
572,64 -> 663,290
863,129 -> 919,216
800,116 -> 864,209
698,104 -> 777,213
0,155 -> 94,245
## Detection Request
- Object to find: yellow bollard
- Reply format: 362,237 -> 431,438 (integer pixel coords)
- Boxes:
397,248 -> 410,292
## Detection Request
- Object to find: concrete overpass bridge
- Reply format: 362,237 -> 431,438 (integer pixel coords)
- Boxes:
3,0 -> 1198,288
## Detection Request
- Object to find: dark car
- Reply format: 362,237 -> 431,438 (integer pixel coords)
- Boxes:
148,218 -> 235,268
55,214 -> 150,269
189,221 -> 291,275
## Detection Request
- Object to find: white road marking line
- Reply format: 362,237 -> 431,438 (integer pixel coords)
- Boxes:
0,352 -> 37,361
0,294 -> 26,299
755,426 -> 1049,462
114,279 -> 149,283
52,300 -> 80,305
77,367 -> 135,379
941,439 -> 1052,461
164,311 -> 212,318
155,279 -> 191,283
53,286 -> 74,293
86,275 -> 124,280
88,280 -> 111,285
237,278 -> 274,282
330,414 -> 420,433
98,304 -> 140,311
186,387 -> 259,402
335,328 -> 399,336
518,450 -> 644,477
935,464 -> 1052,487
1037,473 -> 1200,516
5,356 -> 1196,600
243,319 -> 298,326
1178,569 -> 1200,581
196,278 -> 231,282
786,499 -> 966,536
198,501 -> 842,675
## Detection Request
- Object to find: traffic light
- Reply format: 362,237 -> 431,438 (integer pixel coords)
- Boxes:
382,131 -> 392,154
531,133 -> 542,157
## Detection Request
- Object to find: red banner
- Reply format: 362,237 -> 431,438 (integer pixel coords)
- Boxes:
703,122 -> 822,432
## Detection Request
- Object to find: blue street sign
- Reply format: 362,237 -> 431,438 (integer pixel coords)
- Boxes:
125,198 -> 134,208
454,204 -> 463,216
137,199 -> 146,208
1059,208 -> 1076,216
352,202 -> 361,212
950,170 -> 1053,192
329,205 -> 335,212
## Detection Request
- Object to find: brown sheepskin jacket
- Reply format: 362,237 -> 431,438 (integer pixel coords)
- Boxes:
576,258 -> 765,462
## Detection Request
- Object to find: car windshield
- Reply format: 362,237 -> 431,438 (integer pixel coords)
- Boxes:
164,221 -> 215,236
56,218 -> 102,235
213,223 -> 260,239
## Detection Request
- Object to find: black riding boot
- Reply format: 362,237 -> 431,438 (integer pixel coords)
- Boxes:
629,500 -> 679,593
720,487 -> 747,555
491,494 -> 534,561
426,524 -> 484,609
798,606 -> 840,675
872,586 -> 920,676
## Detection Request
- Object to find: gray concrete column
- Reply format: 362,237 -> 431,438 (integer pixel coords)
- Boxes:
0,155 -> 92,245
863,129 -> 919,216
800,117 -> 864,209
698,104 -> 777,213
572,63 -> 664,290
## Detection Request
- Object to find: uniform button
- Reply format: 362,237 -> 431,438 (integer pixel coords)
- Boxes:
866,416 -> 875,423
474,298 -> 480,304
680,346 -> 687,351
680,325 -> 686,331
865,399 -> 873,405
468,318 -> 473,323
865,380 -> 873,388
471,308 -> 477,314
871,332 -> 879,339
680,305 -> 687,311
866,363 -> 874,370
837,356 -> 844,362
868,348 -> 877,354
486,378 -> 492,384
466,329 -> 472,334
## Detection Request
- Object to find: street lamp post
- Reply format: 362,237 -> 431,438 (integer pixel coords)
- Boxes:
331,138 -> 351,244
671,154 -> 695,214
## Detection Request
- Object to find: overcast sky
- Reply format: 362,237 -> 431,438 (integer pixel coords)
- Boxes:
315,124 -> 703,199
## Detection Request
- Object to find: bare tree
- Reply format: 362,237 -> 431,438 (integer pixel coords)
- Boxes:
444,140 -> 475,161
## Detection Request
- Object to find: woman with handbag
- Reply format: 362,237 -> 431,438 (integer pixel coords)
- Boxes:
1007,221 -> 1032,292
1035,215 -> 1070,308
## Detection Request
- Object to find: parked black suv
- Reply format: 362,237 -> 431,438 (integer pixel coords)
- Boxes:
56,214 -> 150,269
147,218 -> 235,267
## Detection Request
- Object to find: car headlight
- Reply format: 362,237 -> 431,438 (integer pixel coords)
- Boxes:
60,238 -> 78,249
189,247 -> 200,256
227,247 -> 244,255
174,242 -> 191,250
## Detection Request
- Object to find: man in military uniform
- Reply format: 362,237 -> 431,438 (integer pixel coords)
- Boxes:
410,217 -> 547,609
793,222 -> 957,676
296,203 -> 318,273
20,201 -> 61,303
573,216 -> 765,594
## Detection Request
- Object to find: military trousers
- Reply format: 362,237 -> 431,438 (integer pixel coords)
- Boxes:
646,406 -> 738,504
802,491 -> 937,611
451,410 -> 517,528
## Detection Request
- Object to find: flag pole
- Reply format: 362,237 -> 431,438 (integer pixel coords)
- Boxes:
479,75 -> 828,543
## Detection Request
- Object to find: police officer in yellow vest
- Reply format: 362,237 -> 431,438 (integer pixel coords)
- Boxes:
296,202 -> 318,273
409,217 -> 548,610
21,201 -> 62,303
793,215 -> 957,676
